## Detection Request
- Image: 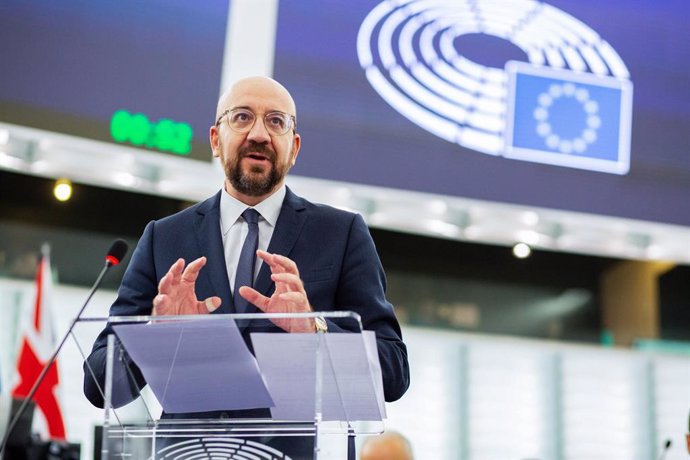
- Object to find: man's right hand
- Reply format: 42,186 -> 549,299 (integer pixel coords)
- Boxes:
152,257 -> 221,316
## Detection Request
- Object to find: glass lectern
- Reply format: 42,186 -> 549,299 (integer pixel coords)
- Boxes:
78,311 -> 385,460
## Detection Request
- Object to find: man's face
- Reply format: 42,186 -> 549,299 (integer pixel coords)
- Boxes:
211,78 -> 301,202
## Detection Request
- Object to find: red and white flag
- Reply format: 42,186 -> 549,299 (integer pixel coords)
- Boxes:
11,246 -> 66,440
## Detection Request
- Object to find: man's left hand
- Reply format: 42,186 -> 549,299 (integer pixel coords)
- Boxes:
238,250 -> 316,333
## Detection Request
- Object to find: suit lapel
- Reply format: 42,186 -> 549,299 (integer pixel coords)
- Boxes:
194,191 -> 234,314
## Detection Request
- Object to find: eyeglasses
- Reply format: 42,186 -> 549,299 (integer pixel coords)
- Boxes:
215,108 -> 296,136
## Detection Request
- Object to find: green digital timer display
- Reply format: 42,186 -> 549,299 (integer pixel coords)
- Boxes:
110,110 -> 193,155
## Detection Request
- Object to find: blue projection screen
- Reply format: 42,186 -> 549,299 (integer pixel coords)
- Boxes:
1,0 -> 689,228
0,0 -> 229,162
273,0 -> 690,227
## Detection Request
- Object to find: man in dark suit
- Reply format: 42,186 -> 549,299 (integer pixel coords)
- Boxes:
83,76 -> 409,458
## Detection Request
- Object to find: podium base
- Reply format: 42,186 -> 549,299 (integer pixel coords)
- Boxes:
98,419 -> 354,460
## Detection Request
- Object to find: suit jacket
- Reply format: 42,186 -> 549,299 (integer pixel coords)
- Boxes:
84,187 -> 410,414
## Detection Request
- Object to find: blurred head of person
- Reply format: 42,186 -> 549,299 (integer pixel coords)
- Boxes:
360,431 -> 413,460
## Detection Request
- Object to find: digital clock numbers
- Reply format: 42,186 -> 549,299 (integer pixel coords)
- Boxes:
110,110 -> 193,155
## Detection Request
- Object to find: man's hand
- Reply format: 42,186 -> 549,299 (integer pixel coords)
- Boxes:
239,250 -> 315,332
152,257 -> 221,316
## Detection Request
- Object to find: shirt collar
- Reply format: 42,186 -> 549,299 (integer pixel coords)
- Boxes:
220,184 -> 286,234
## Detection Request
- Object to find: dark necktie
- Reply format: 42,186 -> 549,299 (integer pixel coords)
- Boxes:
234,208 -> 260,313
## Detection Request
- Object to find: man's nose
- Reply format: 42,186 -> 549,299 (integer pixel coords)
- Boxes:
246,116 -> 271,143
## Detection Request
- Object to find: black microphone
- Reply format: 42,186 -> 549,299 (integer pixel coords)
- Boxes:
105,239 -> 128,267
0,239 -> 129,457
657,438 -> 672,460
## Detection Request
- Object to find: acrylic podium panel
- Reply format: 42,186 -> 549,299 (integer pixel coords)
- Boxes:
77,312 -> 385,460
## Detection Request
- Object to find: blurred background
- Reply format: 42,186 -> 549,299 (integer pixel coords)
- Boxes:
0,0 -> 689,459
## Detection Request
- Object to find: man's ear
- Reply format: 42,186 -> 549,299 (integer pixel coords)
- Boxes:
290,132 -> 301,166
210,125 -> 220,158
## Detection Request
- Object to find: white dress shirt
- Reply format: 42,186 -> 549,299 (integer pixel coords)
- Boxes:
219,185 -> 286,294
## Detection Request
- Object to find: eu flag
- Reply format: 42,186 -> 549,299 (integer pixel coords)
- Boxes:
504,61 -> 633,174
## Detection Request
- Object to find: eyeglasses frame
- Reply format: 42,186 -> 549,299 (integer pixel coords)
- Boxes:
215,108 -> 297,136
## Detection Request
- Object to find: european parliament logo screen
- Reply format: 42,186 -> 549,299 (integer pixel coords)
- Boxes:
358,0 -> 635,175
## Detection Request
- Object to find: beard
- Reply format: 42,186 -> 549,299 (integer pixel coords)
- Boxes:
222,141 -> 288,197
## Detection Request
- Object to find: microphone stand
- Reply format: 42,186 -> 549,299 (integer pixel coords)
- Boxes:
0,258 -> 118,457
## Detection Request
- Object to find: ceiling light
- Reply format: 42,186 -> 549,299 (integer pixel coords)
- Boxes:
53,178 -> 73,202
513,242 -> 532,259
